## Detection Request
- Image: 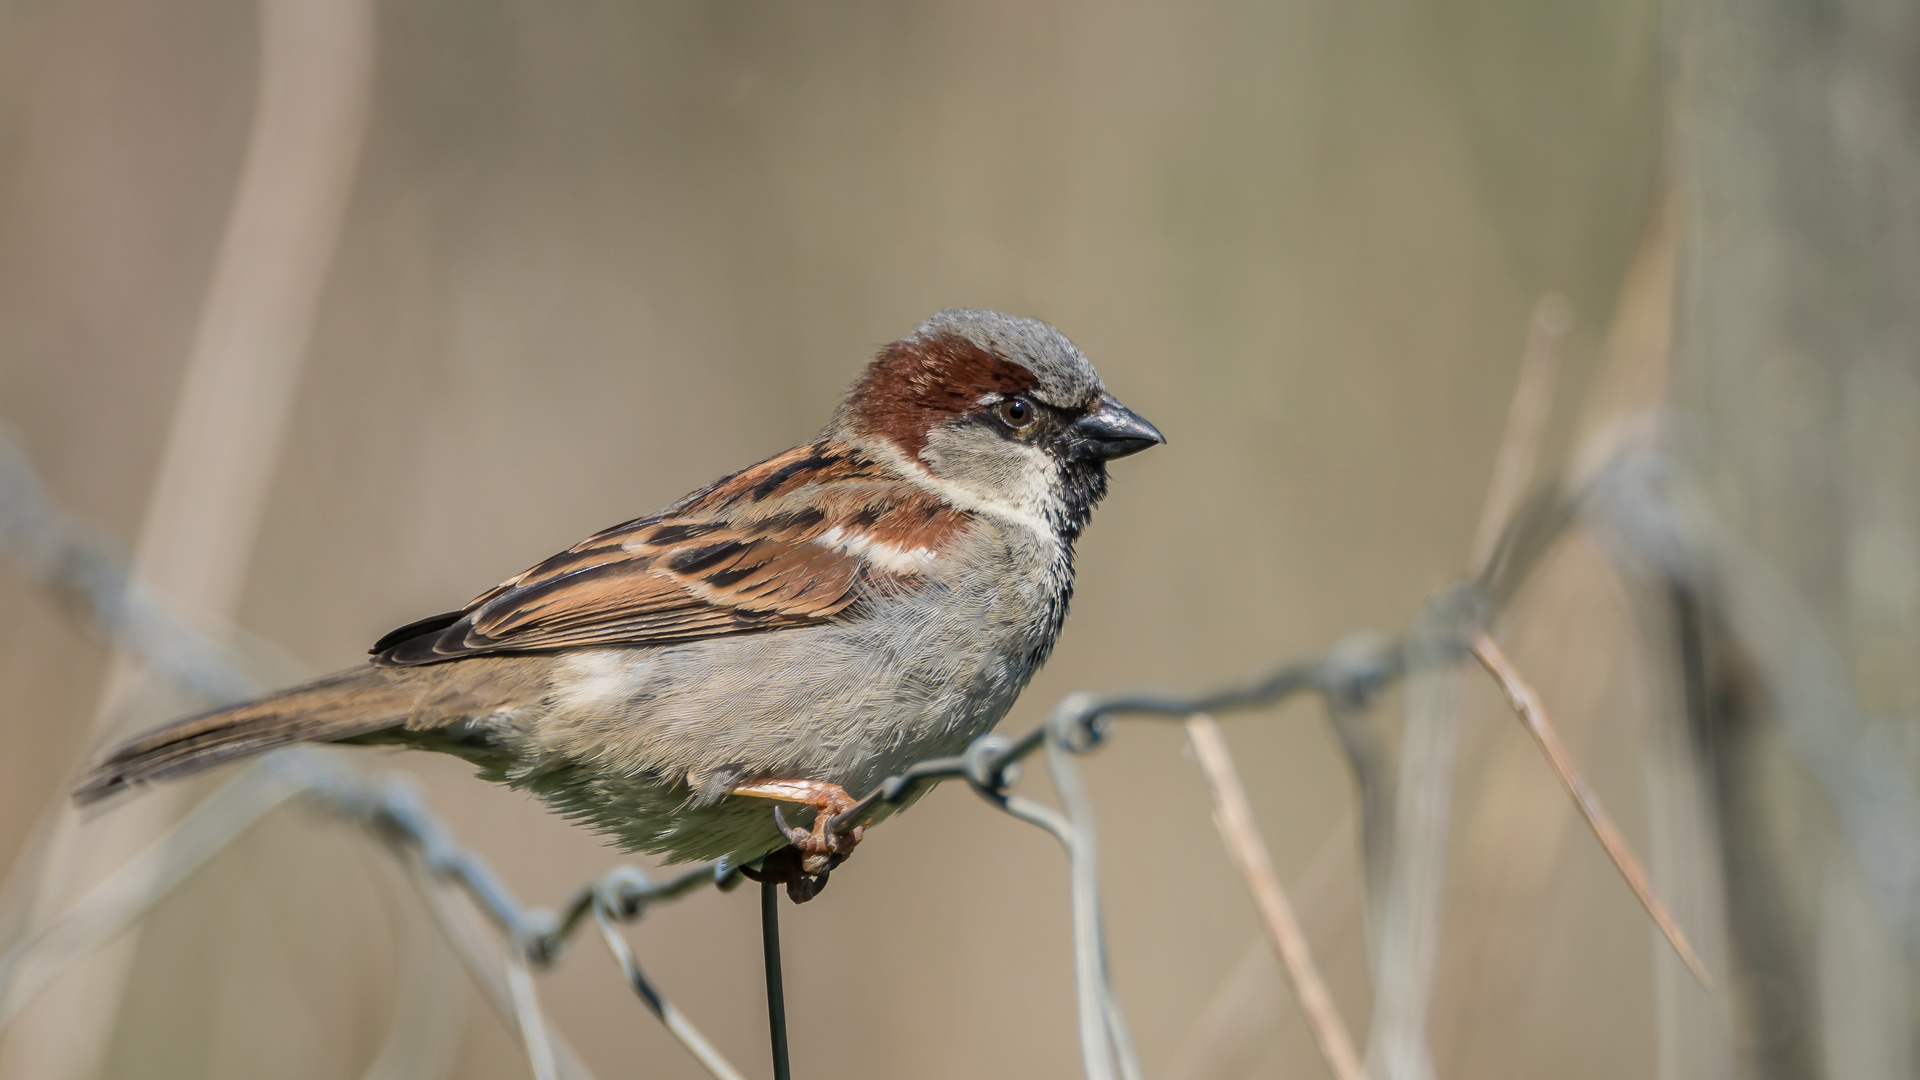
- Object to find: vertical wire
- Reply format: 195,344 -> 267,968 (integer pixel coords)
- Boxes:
504,945 -> 559,1080
761,879 -> 792,1080
1043,710 -> 1137,1080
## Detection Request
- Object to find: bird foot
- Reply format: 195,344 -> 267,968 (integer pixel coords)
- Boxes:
741,845 -> 841,903
729,778 -> 870,903
728,778 -> 867,857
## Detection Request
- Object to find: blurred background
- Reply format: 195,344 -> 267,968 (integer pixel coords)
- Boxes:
0,0 -> 1914,1078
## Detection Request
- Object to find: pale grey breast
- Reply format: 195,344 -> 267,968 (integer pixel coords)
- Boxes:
499,513 -> 1072,861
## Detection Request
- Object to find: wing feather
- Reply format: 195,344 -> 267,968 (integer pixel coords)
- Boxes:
373,440 -> 967,666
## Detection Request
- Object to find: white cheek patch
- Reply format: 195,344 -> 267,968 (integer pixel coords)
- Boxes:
814,525 -> 940,574
863,439 -> 1058,540
1000,443 -> 1062,517
555,651 -> 655,710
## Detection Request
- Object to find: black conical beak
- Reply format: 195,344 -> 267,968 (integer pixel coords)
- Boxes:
1065,395 -> 1167,461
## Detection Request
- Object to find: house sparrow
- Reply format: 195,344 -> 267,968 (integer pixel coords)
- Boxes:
75,309 -> 1163,896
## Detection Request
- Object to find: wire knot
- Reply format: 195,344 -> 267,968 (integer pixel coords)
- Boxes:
965,734 -> 1021,796
1319,630 -> 1400,710
594,866 -> 654,920
1050,692 -> 1108,753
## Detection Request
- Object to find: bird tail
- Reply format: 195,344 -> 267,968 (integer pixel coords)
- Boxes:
73,665 -> 414,806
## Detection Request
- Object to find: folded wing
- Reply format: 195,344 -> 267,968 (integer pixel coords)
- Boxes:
374,440 -> 968,666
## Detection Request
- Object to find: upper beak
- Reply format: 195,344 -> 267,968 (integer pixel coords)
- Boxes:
1065,395 -> 1167,461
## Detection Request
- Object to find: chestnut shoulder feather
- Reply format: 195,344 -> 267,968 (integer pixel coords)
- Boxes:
373,440 -> 970,666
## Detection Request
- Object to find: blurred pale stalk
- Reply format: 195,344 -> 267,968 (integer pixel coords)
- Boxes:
1467,296 -> 1569,579
1818,850 -> 1913,1078
1357,288 -> 1568,1080
0,0 -> 374,1076
1671,0 -> 1920,1065
1637,630 -> 1733,1080
1578,184 -> 1734,1078
1361,599 -> 1465,1080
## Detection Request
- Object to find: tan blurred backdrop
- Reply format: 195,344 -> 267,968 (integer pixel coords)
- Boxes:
0,1 -> 1670,1078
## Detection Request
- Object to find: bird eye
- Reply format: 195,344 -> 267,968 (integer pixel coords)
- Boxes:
997,396 -> 1035,429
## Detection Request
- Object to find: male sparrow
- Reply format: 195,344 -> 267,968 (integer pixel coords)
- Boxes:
76,310 -> 1163,893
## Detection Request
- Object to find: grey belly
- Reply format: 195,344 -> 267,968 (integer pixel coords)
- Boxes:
490,606 -> 1044,863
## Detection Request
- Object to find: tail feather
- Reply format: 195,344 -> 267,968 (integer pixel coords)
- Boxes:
73,666 -> 412,805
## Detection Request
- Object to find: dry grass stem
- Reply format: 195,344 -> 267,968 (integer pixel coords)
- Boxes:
1470,632 -> 1712,988
1165,804 -> 1362,1080
1469,295 -> 1571,578
1185,714 -> 1363,1080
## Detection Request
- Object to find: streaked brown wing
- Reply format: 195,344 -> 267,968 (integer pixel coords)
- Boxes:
373,440 -> 967,666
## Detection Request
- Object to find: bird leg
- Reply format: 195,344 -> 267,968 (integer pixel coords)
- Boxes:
729,778 -> 868,859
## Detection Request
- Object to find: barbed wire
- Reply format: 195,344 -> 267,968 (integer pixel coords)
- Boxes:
3,418 -> 1913,1080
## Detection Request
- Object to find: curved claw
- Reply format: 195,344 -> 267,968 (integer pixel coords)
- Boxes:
769,803 -> 865,856
771,805 -> 810,846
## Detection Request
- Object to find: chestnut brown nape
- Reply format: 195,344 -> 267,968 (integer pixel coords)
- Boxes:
835,308 -> 1107,457
841,330 -> 1042,457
